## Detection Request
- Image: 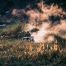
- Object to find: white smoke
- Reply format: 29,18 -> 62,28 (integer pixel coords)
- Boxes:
30,20 -> 66,43
31,28 -> 47,43
30,22 -> 51,43
11,2 -> 66,43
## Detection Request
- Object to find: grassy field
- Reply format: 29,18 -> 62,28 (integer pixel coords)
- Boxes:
0,23 -> 21,34
0,22 -> 65,66
0,36 -> 65,66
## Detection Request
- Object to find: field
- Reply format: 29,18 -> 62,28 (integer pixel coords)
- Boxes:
0,35 -> 66,66
0,1 -> 66,66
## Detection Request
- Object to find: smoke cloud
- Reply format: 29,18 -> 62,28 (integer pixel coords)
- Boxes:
12,2 -> 66,43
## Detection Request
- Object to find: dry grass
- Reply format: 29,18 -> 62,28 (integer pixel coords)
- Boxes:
0,38 -> 65,66
0,34 -> 65,66
0,35 -> 65,58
